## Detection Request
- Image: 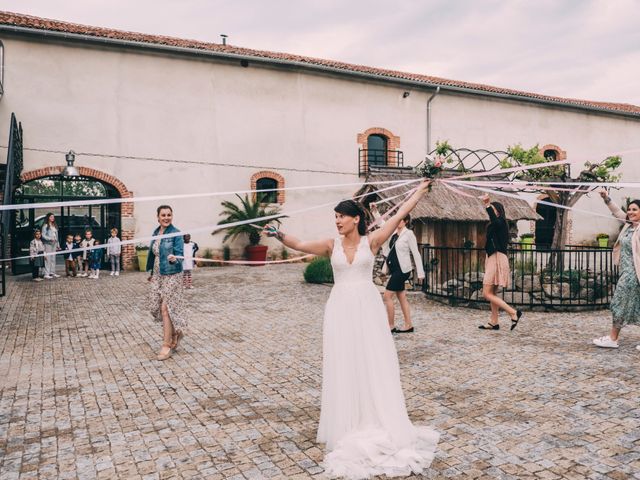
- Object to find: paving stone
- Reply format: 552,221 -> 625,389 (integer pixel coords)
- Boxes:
1,265 -> 639,479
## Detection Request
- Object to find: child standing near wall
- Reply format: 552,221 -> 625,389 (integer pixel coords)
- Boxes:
29,229 -> 45,282
62,233 -> 77,277
182,234 -> 198,289
80,230 -> 95,277
88,239 -> 102,279
73,234 -> 83,273
107,227 -> 122,276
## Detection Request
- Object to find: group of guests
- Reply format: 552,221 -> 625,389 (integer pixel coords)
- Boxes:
28,212 -> 123,281
134,183 -> 639,479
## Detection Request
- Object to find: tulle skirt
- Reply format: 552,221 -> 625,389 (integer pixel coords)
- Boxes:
318,280 -> 439,479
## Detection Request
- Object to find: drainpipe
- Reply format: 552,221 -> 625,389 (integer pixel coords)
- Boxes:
426,86 -> 440,154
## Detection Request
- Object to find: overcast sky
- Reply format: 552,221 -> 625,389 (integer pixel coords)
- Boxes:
2,0 -> 640,105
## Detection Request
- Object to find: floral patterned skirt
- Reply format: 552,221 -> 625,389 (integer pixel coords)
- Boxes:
147,249 -> 187,330
610,270 -> 640,329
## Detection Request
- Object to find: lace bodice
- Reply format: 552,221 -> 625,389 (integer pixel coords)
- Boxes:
331,236 -> 375,285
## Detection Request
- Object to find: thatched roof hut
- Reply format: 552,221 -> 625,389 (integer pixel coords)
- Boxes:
358,169 -> 540,248
359,170 -> 539,222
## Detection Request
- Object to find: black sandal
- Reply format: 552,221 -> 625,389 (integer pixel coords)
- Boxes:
510,310 -> 523,331
395,327 -> 414,333
478,323 -> 499,330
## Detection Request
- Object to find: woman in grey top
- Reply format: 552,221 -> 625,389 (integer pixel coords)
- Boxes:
592,189 -> 640,351
41,212 -> 60,279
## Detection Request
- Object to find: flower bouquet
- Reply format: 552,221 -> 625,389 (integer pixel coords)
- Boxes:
414,157 -> 444,190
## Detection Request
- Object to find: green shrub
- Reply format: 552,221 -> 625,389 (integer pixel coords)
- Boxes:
223,245 -> 231,261
514,259 -> 536,275
281,247 -> 289,260
303,257 -> 334,284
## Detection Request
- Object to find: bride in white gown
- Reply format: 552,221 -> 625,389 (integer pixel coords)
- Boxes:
265,179 -> 439,479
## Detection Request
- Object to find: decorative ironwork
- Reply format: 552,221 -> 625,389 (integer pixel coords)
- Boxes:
358,149 -> 404,176
420,243 -> 618,310
426,147 -> 572,187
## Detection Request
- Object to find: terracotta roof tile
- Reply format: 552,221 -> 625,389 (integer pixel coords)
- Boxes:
1,11 -> 639,117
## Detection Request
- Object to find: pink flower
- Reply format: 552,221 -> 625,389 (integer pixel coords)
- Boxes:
434,160 -> 443,168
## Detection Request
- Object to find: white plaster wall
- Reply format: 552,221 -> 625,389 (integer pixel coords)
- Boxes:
1,35 -> 638,252
0,37 -> 428,253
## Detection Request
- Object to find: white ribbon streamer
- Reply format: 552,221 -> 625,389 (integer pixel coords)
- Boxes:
2,179 -> 419,263
175,254 -> 314,265
0,178 -> 415,212
446,180 -> 627,223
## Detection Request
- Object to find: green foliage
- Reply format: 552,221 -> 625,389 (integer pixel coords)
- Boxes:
514,259 -> 536,275
520,232 -> 535,239
281,247 -> 289,260
303,256 -> 334,284
549,269 -> 587,297
222,245 -> 231,261
501,144 -> 566,181
596,233 -> 609,239
435,140 -> 453,157
580,156 -> 622,182
135,244 -> 149,251
216,193 -> 282,246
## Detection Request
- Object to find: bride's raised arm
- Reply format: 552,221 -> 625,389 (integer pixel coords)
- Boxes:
264,225 -> 333,257
368,179 -> 430,253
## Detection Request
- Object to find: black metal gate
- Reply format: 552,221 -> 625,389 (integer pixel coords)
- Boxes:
1,113 -> 23,296
12,176 -> 121,274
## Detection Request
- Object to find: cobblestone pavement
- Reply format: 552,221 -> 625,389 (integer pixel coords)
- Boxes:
1,264 -> 639,480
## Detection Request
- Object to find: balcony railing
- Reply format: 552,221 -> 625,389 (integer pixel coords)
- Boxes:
419,243 -> 618,311
358,149 -> 404,176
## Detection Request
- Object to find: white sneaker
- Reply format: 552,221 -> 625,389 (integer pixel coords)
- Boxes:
52,273 -> 60,278
33,278 -> 43,282
110,271 -> 115,276
43,275 -> 52,279
593,336 -> 619,349
79,273 -> 87,277
115,271 -> 119,276
91,275 -> 98,280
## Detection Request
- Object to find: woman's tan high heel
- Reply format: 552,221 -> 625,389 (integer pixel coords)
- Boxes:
157,344 -> 173,361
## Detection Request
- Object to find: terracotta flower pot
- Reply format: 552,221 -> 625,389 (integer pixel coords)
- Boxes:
245,245 -> 268,266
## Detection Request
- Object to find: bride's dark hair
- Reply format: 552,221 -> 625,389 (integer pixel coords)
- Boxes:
334,200 -> 367,235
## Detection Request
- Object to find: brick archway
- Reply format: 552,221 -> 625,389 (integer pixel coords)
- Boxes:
357,127 -> 401,169
20,166 -> 136,269
250,170 -> 285,204
539,144 -> 567,161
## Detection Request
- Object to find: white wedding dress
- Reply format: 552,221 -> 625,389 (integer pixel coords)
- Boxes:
317,236 -> 439,479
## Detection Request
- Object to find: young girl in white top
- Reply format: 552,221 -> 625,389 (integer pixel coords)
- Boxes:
29,229 -> 45,282
182,234 -> 198,289
107,228 -> 122,276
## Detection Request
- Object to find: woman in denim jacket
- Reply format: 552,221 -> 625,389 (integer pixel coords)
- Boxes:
146,205 -> 186,360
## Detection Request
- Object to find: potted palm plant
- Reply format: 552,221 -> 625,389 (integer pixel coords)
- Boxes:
215,193 -> 282,265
